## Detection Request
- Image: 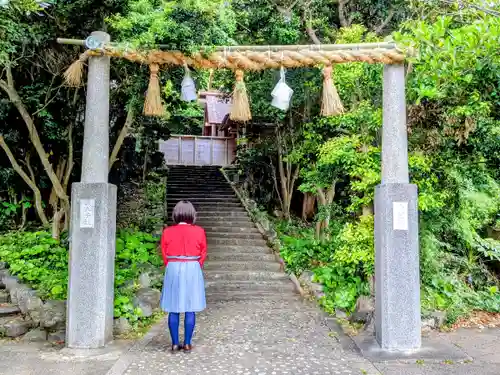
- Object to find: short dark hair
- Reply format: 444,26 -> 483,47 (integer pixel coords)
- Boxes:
172,200 -> 197,224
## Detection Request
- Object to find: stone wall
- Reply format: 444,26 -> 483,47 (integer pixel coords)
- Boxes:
0,263 -> 66,342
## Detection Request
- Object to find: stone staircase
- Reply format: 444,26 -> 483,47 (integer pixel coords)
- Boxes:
166,166 -> 299,302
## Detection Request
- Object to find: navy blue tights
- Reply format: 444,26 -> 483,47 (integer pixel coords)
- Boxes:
168,312 -> 196,346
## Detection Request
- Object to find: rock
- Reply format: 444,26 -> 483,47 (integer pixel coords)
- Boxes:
47,330 -> 66,344
430,311 -> 447,328
135,288 -> 161,309
138,273 -> 151,289
299,271 -> 314,284
350,295 -> 375,324
0,269 -> 10,289
3,276 -> 20,292
310,283 -> 323,293
113,317 -> 133,336
0,304 -> 21,316
21,328 -> 47,342
0,290 -> 9,303
134,301 -> 153,318
10,284 -> 30,305
40,300 -> 66,331
0,262 -> 6,270
0,316 -> 32,337
17,288 -> 41,314
422,318 -> 436,331
335,309 -> 348,319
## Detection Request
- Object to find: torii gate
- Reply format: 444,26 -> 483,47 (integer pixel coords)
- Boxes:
58,32 -> 420,352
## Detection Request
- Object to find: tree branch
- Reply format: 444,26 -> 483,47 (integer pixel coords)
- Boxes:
109,106 -> 135,171
374,9 -> 395,34
0,76 -> 69,205
338,0 -> 351,27
0,135 -> 49,226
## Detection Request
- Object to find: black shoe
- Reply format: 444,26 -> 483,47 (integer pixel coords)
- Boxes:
171,344 -> 181,352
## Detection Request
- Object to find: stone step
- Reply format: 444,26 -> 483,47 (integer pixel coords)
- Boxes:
203,226 -> 260,234
207,238 -> 267,246
205,291 -> 301,302
197,220 -> 256,227
0,304 -> 21,317
167,182 -> 230,188
167,194 -> 236,199
203,261 -> 280,272
167,185 -> 233,191
205,232 -> 263,240
205,280 -> 296,293
167,201 -> 242,208
206,252 -> 275,262
204,270 -> 288,282
196,211 -> 249,218
206,245 -> 272,254
188,207 -> 248,214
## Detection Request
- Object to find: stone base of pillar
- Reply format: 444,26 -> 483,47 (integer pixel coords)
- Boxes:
374,183 -> 421,350
66,182 -> 117,349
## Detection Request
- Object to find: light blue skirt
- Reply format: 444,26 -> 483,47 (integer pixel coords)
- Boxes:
160,257 -> 206,313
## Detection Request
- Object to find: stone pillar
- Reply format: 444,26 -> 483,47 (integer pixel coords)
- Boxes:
374,64 -> 421,350
66,31 -> 117,349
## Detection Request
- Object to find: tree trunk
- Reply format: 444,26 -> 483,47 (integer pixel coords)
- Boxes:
302,193 -> 316,220
142,143 -> 150,182
51,207 -> 65,240
0,74 -> 69,206
109,107 -> 135,171
0,135 -> 49,226
315,181 -> 336,240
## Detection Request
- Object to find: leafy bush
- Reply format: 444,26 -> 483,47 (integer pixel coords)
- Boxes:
0,231 -> 68,299
0,229 -> 163,324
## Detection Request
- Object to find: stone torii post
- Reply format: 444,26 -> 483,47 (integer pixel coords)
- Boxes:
374,64 -> 421,350
58,35 -> 421,352
66,31 -> 117,349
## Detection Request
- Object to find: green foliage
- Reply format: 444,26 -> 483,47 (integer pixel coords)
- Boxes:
0,231 -> 68,300
114,229 -> 163,323
0,229 -> 163,324
107,0 -> 237,51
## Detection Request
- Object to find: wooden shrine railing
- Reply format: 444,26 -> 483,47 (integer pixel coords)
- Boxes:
159,135 -> 236,166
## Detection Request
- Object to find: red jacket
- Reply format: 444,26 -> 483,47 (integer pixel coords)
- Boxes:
160,224 -> 207,267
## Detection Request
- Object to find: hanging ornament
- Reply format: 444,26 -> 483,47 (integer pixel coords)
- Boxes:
143,63 -> 165,116
271,67 -> 293,111
180,64 -> 197,102
321,65 -> 344,116
230,70 -> 252,122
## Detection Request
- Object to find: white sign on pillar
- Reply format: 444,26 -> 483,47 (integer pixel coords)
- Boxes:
79,199 -> 95,228
392,201 -> 408,231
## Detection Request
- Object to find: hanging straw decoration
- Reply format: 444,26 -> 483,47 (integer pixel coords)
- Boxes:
63,51 -> 90,87
321,65 -> 344,116
143,63 -> 165,116
230,69 -> 252,122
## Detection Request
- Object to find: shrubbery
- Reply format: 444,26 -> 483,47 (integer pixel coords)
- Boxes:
0,229 -> 163,325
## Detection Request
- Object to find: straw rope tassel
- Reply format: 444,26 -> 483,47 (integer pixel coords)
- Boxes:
143,63 -> 165,116
321,65 -> 344,116
63,51 -> 90,87
230,70 -> 252,122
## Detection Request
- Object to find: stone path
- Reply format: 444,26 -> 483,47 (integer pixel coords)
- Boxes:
2,321 -> 500,374
108,299 -> 380,375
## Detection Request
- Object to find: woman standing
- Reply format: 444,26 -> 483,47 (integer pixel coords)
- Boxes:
160,200 -> 207,352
